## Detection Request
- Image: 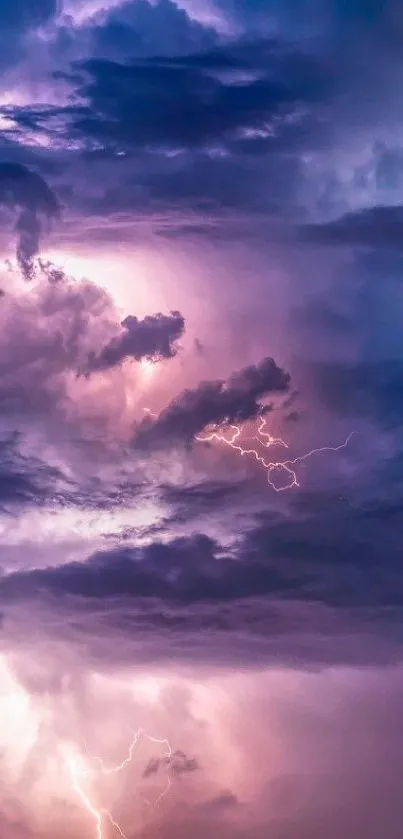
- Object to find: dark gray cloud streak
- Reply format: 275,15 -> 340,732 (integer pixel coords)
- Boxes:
2,491 -> 401,610
2,485 -> 403,669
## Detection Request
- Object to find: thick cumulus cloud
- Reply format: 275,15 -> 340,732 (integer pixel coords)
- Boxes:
135,356 -> 290,448
86,310 -> 185,372
0,164 -> 60,280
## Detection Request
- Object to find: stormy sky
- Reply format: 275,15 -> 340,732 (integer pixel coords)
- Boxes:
1,1 -> 403,837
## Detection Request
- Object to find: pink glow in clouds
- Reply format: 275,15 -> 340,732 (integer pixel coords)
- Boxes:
2,652 -> 403,839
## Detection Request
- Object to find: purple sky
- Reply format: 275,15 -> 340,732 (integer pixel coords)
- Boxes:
1,1 -> 403,837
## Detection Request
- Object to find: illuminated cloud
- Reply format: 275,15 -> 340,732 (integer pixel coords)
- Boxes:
0,264 -> 185,438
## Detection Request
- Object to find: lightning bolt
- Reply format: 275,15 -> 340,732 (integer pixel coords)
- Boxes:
65,729 -> 173,839
196,417 -> 354,491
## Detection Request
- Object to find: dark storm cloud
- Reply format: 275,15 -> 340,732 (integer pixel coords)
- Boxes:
3,2 -> 396,232
70,41 -> 331,151
6,37 -> 331,158
46,0 -> 217,74
1,0 -> 402,233
0,533 -> 234,602
3,483 -> 402,611
134,357 -> 290,448
0,38 -> 330,226
85,0 -> 217,61
3,485 -> 403,668
300,205 -> 403,250
0,164 -> 60,280
85,310 -> 185,372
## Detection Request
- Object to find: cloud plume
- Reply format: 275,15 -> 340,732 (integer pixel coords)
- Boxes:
0,163 -> 60,280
